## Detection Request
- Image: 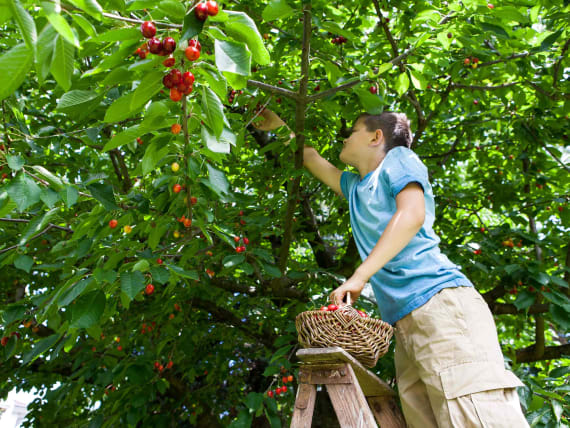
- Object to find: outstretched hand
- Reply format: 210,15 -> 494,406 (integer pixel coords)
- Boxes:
329,275 -> 367,306
252,108 -> 287,131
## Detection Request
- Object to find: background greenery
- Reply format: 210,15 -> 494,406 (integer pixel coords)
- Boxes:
0,0 -> 568,426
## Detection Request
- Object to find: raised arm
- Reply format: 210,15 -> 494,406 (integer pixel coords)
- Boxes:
252,108 -> 343,196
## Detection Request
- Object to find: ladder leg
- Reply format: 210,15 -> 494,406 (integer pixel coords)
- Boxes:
291,383 -> 317,428
367,396 -> 407,428
326,364 -> 378,428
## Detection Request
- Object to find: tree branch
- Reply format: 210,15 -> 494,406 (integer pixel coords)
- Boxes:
450,82 -> 518,91
246,80 -> 299,99
273,5 -> 312,279
553,38 -> 569,89
515,344 -> 570,363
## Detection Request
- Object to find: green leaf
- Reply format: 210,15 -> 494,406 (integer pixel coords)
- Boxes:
244,392 -> 263,412
7,155 -> 25,171
479,22 -> 510,40
167,264 -> 199,280
513,290 -> 535,311
70,13 -> 97,38
56,90 -> 99,111
7,173 -> 42,212
0,43 -> 34,102
31,166 -> 64,191
86,183 -> 118,211
18,208 -> 58,246
409,69 -> 427,90
50,35 -> 75,91
130,70 -> 164,111
197,67 -> 228,101
35,24 -> 57,82
148,222 -> 169,250
142,140 -> 170,175
549,366 -> 570,379
201,126 -> 236,153
262,0 -> 294,21
159,0 -> 185,21
40,188 -> 60,208
90,27 -> 140,43
15,254 -> 34,273
181,7 -> 205,41
223,254 -> 245,268
8,0 -> 37,56
537,29 -> 563,53
121,271 -> 146,301
41,2 -> 80,47
70,290 -> 106,328
66,0 -> 103,20
214,39 -> 251,77
206,164 -> 231,195
202,86 -> 225,138
1,305 -> 26,325
149,266 -> 169,284
261,262 -> 282,278
60,185 -> 79,207
228,410 -> 253,428
132,259 -> 150,272
58,277 -> 93,307
223,11 -> 270,65
22,334 -> 62,365
394,72 -> 410,96
103,124 -> 144,152
354,87 -> 383,115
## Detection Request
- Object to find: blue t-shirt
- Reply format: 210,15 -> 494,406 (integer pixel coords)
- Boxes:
340,146 -> 473,325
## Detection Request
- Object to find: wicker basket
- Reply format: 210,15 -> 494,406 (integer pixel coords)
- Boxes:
295,293 -> 393,368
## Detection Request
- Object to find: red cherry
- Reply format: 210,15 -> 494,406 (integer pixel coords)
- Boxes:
157,258 -> 163,265
464,58 -> 470,65
243,237 -> 249,245
163,37 -> 176,54
183,218 -> 192,228
177,82 -> 190,93
472,57 -> 480,64
145,284 -> 155,295
282,376 -> 288,383
170,88 -> 183,102
117,345 -> 123,351
282,385 -> 288,393
109,219 -> 118,229
173,184 -> 182,193
239,210 -> 244,216
190,196 -> 198,205
206,0 -> 219,16
287,375 -> 293,382
162,73 -> 175,88
92,346 -> 96,352
234,236 -> 240,242
188,39 -> 201,51
182,71 -> 195,86
162,57 -> 175,67
141,21 -> 156,38
147,38 -> 163,54
240,219 -> 246,225
327,304 -> 338,311
314,85 -> 320,91
170,69 -> 182,85
1,337 -> 8,346
267,390 -> 274,398
185,46 -> 200,61
487,3 -> 494,9
369,86 -> 378,94
319,306 -> 328,311
167,361 -> 173,369
275,387 -> 282,395
473,100 -> 479,105
195,3 -> 209,20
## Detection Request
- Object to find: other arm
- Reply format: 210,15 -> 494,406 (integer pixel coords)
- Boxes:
329,182 -> 426,305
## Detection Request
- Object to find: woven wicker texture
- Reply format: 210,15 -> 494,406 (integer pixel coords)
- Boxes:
295,303 -> 393,368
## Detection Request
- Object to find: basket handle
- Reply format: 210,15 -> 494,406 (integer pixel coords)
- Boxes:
346,291 -> 352,306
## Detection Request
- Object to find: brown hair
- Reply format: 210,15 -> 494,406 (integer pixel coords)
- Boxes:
357,112 -> 413,153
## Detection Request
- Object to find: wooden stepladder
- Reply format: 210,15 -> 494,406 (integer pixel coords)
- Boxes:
291,347 -> 406,428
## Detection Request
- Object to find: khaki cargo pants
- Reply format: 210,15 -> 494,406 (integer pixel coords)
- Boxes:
394,286 -> 530,428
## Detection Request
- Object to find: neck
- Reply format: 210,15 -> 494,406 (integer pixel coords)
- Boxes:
357,150 -> 386,179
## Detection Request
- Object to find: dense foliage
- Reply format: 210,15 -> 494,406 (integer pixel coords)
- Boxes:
0,0 -> 568,426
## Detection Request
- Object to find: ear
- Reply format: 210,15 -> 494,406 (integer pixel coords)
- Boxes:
370,129 -> 384,146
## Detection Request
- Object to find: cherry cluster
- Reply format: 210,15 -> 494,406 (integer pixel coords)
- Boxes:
227,89 -> 243,103
136,21 -> 177,59
195,1 -> 219,21
163,68 -> 195,102
1,331 -> 21,346
233,235 -> 249,253
464,57 -> 480,68
331,36 -> 348,45
267,374 -> 294,398
318,304 -> 369,318
154,359 -> 174,373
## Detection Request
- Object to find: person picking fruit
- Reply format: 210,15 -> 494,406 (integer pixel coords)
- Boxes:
253,108 -> 529,428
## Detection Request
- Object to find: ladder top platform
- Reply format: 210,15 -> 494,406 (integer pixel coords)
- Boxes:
296,347 -> 396,397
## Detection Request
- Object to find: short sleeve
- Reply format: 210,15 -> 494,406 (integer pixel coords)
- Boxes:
381,147 -> 429,197
340,171 -> 360,200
